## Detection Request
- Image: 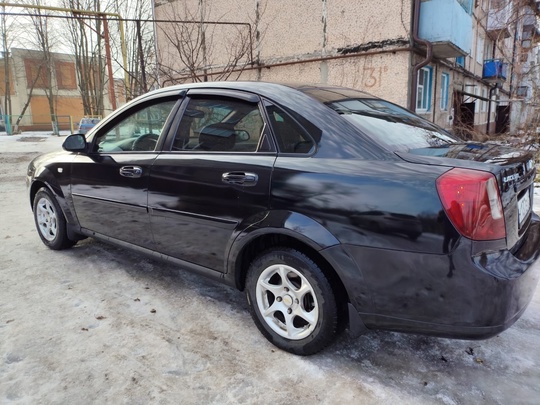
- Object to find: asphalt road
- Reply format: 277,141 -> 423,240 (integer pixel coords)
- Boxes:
1,134 -> 539,404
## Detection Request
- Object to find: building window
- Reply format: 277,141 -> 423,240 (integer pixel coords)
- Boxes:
517,86 -> 529,97
416,67 -> 432,113
481,88 -> 487,112
24,59 -> 48,89
456,56 -> 465,67
484,38 -> 494,60
55,61 -> 77,90
440,73 -> 450,111
476,35 -> 485,64
458,0 -> 474,14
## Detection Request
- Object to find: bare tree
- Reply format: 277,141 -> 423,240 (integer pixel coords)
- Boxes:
62,0 -> 106,116
12,61 -> 48,133
156,0 -> 259,84
0,4 -> 20,131
22,0 -> 60,134
109,0 -> 157,99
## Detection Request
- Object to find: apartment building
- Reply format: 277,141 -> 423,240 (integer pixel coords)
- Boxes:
153,0 -> 540,137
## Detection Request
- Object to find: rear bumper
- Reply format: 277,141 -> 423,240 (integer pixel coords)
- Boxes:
324,216 -> 540,339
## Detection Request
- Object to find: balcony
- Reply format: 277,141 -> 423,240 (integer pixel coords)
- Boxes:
486,1 -> 513,39
483,59 -> 508,83
418,0 -> 472,58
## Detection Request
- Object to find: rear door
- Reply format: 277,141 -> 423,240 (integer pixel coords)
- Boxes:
148,89 -> 276,271
70,96 -> 181,247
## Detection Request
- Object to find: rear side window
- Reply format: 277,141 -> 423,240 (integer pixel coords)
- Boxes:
266,104 -> 316,154
328,98 -> 458,152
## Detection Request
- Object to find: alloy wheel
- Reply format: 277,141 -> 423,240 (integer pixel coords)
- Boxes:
255,264 -> 319,340
36,197 -> 58,242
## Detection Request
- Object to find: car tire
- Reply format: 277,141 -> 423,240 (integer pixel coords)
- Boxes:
33,187 -> 76,250
246,247 -> 339,355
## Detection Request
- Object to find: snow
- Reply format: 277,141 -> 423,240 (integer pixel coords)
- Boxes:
1,134 -> 539,404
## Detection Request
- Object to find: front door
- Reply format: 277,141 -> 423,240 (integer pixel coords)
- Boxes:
70,98 -> 180,247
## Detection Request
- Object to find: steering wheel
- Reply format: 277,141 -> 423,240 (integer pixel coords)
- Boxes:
132,133 -> 159,151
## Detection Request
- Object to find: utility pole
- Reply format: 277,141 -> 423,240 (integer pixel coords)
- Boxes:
1,5 -> 11,134
102,15 -> 116,110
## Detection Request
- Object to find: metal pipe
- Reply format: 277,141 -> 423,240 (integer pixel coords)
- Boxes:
486,85 -> 497,134
409,0 -> 433,111
161,46 -> 412,86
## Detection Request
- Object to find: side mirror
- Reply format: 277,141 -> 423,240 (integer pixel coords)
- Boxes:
63,134 -> 87,152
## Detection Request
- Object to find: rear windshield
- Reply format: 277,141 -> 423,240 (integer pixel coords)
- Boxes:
327,98 -> 458,152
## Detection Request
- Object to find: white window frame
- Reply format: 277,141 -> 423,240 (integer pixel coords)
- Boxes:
416,67 -> 432,113
440,73 -> 450,111
476,35 -> 485,65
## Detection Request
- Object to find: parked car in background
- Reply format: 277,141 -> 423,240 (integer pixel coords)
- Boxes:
27,82 -> 540,355
77,117 -> 100,134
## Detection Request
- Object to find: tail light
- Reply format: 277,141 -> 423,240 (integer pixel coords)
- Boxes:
436,168 -> 506,241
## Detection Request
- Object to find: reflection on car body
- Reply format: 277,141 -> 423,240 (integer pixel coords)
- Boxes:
351,210 -> 423,240
27,81 -> 540,355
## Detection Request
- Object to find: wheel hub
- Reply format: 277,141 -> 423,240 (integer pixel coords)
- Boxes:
282,294 -> 293,307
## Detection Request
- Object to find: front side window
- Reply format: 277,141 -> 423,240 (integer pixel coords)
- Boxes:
96,100 -> 177,152
416,67 -> 432,113
172,97 -> 265,152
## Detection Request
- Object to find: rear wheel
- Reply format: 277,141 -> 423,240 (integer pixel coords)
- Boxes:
33,188 -> 76,250
246,247 -> 339,355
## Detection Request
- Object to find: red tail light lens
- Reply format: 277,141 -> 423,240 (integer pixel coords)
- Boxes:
436,168 -> 506,241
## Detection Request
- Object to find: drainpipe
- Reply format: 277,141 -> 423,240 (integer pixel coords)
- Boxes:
486,84 -> 497,134
409,0 -> 434,111
509,10 -> 520,97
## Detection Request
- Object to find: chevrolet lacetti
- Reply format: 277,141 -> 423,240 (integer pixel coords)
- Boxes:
27,82 -> 540,355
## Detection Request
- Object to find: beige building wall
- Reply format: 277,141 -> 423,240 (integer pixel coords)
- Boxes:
154,0 -> 413,106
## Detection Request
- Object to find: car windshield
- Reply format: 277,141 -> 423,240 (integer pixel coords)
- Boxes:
327,98 -> 458,153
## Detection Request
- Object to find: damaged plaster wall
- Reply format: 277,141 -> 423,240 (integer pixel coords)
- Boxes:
154,0 -> 413,105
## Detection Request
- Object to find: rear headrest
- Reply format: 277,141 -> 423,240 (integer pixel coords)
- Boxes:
199,124 -> 236,151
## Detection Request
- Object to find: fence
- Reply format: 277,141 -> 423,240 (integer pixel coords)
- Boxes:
1,114 -> 101,135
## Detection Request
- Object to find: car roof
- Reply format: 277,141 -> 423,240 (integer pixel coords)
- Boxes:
287,84 -> 376,103
153,81 -> 375,101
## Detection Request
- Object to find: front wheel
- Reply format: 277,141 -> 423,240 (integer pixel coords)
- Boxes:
245,247 -> 339,355
33,187 -> 76,250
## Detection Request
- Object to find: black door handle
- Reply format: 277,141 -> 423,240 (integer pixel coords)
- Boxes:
222,172 -> 258,186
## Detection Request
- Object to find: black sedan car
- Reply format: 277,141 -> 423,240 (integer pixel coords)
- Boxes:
27,82 -> 540,355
